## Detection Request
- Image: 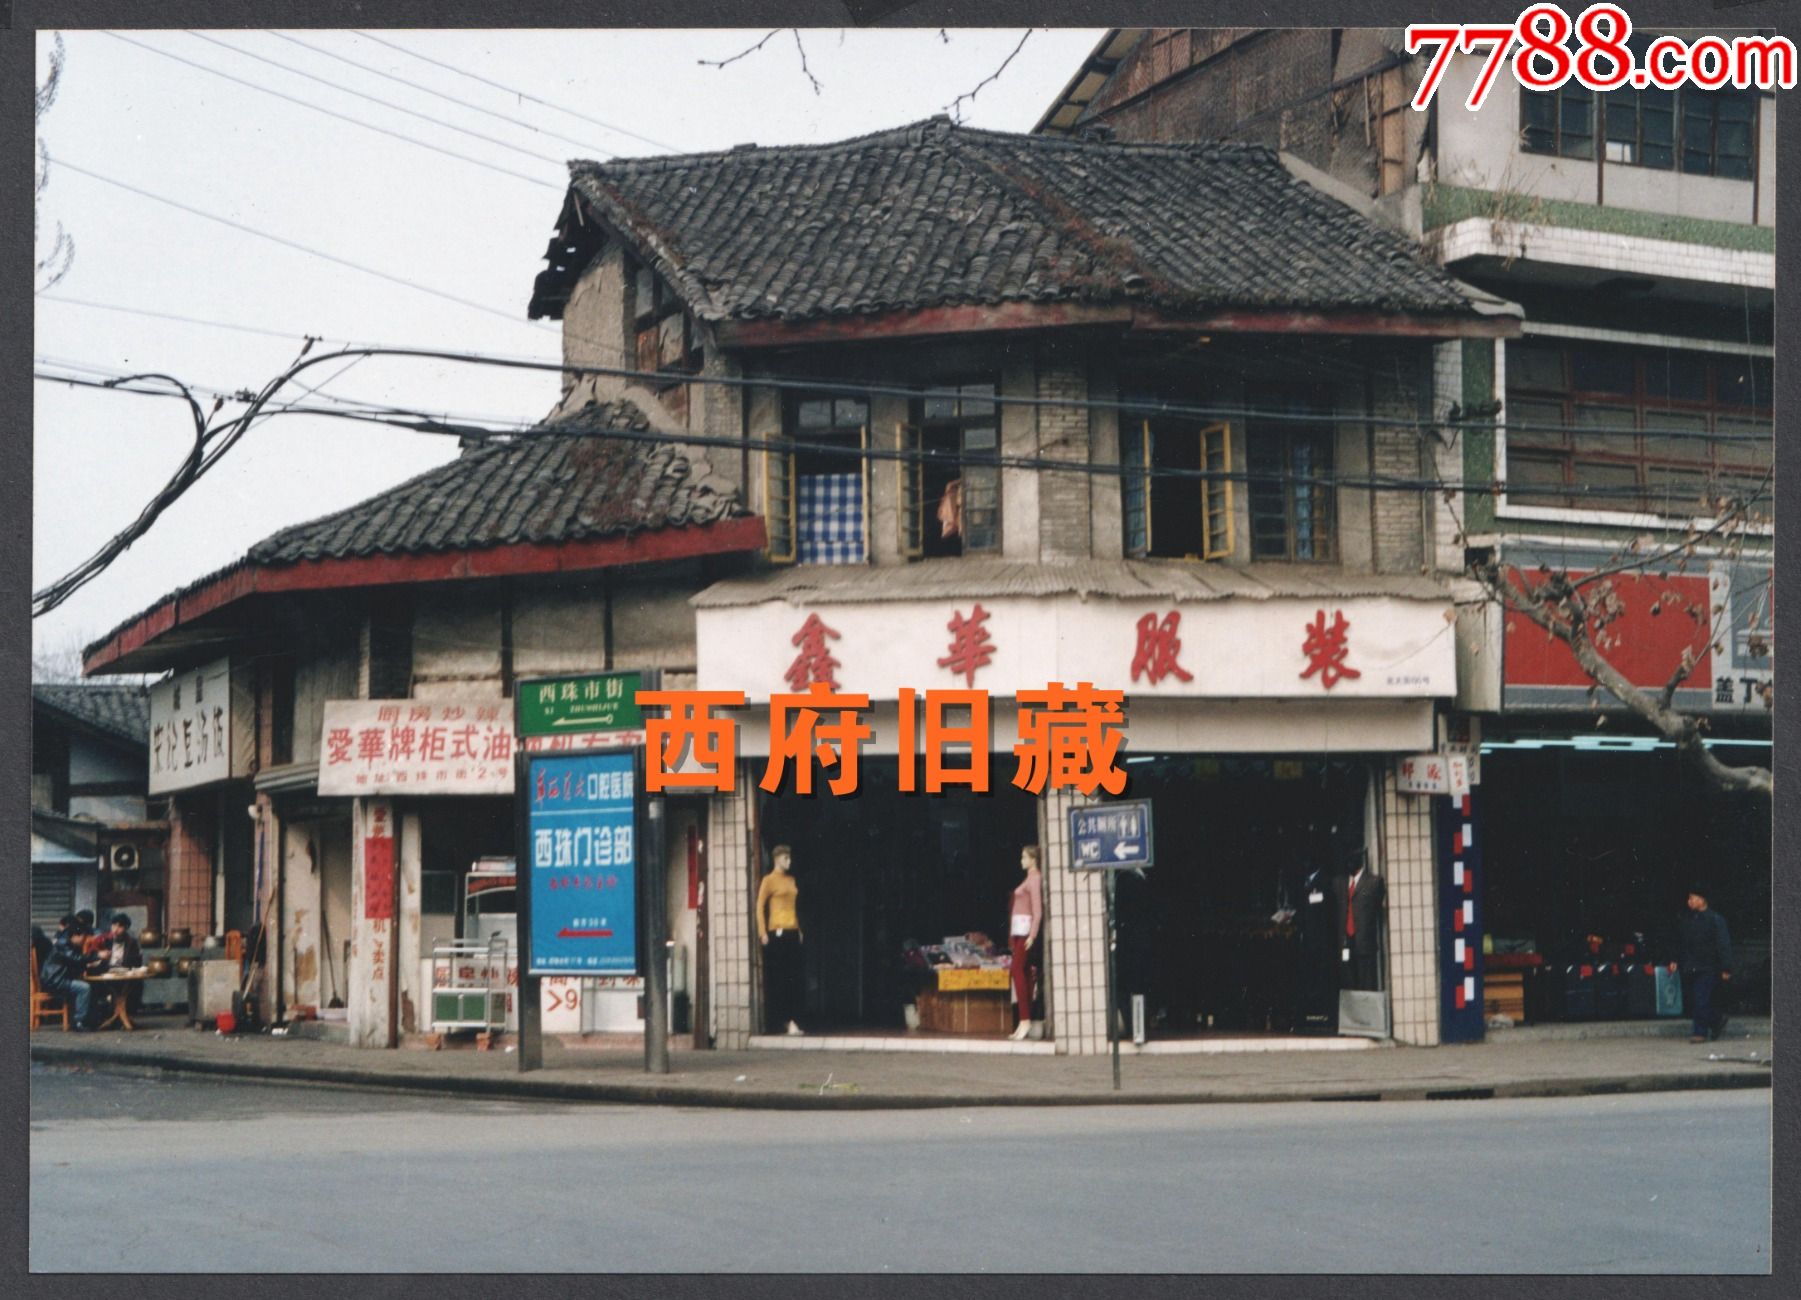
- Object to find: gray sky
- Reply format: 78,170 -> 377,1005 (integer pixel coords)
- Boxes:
32,26 -> 1106,673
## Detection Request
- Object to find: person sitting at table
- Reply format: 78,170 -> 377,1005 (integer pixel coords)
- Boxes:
89,913 -> 146,1023
39,914 -> 99,1030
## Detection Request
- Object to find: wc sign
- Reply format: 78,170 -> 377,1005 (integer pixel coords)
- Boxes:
1069,802 -> 1154,871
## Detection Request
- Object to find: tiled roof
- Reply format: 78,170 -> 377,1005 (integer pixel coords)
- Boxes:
32,683 -> 151,746
544,118 -> 1474,323
693,558 -> 1454,608
248,397 -> 744,565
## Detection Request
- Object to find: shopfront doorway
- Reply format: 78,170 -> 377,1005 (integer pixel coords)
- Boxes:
755,758 -> 1039,1033
1112,756 -> 1370,1037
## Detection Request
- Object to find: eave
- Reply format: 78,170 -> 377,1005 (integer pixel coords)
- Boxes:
714,301 -> 1516,349
84,515 -> 768,677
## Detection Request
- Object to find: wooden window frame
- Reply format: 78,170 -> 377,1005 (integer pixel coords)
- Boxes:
909,382 -> 1002,558
1246,424 -> 1338,563
783,394 -> 871,565
1504,341 -> 1773,515
1126,420 -> 1235,561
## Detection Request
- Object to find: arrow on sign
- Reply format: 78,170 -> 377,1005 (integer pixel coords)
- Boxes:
557,928 -> 614,938
1113,842 -> 1141,860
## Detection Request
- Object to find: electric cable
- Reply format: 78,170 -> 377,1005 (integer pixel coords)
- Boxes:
355,30 -> 682,154
268,30 -> 620,160
105,32 -> 561,190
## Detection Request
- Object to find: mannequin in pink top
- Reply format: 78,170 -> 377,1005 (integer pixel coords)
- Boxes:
1008,846 -> 1045,1041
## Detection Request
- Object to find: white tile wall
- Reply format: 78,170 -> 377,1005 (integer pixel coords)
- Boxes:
1381,765 -> 1441,1047
1042,787 -> 1109,1056
707,765 -> 755,1048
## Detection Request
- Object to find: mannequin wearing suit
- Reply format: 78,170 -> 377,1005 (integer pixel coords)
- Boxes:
1332,855 -> 1385,991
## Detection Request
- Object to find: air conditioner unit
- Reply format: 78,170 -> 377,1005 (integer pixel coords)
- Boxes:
106,842 -> 140,875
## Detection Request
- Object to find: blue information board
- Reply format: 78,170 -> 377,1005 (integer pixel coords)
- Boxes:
1069,801 -> 1154,870
525,750 -> 638,975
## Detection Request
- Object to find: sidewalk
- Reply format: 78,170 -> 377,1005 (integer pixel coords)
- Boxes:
30,1013 -> 1772,1110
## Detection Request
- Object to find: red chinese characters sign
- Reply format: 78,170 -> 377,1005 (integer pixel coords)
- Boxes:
319,699 -> 515,795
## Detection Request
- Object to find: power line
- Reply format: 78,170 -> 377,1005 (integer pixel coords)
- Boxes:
105,32 -> 561,191
356,30 -> 683,155
186,31 -> 569,171
268,30 -> 618,160
51,158 -> 559,333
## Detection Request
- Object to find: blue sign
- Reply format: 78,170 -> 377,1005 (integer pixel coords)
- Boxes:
525,750 -> 638,975
1069,802 -> 1154,871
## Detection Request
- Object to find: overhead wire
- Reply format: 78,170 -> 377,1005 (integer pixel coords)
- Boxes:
267,30 -> 619,160
355,30 -> 683,155
184,31 -> 570,171
104,32 -> 562,191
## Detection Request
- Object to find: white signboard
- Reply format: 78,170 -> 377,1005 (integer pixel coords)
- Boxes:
697,595 -> 1455,703
318,698 -> 515,796
1395,754 -> 1450,795
149,658 -> 231,794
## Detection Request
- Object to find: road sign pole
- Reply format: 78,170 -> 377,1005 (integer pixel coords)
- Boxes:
643,789 -> 670,1075
1105,869 -> 1120,1092
514,748 -> 543,1072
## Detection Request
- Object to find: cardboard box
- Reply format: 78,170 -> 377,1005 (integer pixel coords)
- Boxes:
937,967 -> 1009,992
916,988 -> 1013,1035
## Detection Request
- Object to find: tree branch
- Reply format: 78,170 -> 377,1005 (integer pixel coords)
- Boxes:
791,29 -> 821,96
946,29 -> 1035,123
698,29 -> 781,71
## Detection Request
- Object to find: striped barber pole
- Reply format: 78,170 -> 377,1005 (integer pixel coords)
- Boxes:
1440,791 -> 1485,1043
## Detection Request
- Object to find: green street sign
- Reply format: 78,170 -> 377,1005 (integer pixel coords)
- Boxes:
517,672 -> 644,737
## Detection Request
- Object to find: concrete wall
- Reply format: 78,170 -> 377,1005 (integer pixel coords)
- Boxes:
66,735 -> 145,823
293,643 -> 358,763
1434,55 -> 1766,226
513,584 -> 607,678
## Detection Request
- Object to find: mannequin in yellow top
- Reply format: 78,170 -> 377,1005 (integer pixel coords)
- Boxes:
756,845 -> 805,1036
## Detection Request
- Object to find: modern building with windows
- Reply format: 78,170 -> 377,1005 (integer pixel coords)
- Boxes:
1037,28 -> 1775,1034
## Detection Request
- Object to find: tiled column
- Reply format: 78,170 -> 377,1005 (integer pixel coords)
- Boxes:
1380,765 -> 1441,1046
164,793 -> 215,936
1041,788 -> 1109,1056
707,766 -> 755,1049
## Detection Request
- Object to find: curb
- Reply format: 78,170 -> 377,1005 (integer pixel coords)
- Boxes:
30,1042 -> 1772,1111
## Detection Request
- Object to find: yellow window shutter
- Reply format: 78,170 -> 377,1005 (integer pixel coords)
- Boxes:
1202,422 -> 1234,560
763,436 -> 796,563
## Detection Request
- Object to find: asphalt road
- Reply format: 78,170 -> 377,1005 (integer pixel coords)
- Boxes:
30,1065 -> 1770,1273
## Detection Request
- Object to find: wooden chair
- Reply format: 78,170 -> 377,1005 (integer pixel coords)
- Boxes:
30,948 -> 72,1032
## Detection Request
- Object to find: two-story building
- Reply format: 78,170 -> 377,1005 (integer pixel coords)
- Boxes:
531,118 -> 1517,1053
1037,29 -> 1775,1029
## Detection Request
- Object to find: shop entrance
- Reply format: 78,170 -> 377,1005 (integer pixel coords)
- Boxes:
1113,757 -> 1369,1037
755,758 -> 1038,1033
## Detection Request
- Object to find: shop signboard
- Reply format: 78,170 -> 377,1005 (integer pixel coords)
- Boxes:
149,657 -> 232,794
518,672 -> 644,750
318,698 -> 513,795
523,749 -> 640,976
1069,802 -> 1154,870
1396,754 -> 1449,795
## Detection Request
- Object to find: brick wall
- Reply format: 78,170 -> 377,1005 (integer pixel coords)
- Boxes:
1036,345 -> 1092,562
164,792 -> 214,936
1370,366 -> 1427,574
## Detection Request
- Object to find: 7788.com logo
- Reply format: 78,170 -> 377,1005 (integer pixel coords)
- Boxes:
1407,3 -> 1796,110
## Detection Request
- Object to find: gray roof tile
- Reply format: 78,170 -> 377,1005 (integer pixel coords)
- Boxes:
248,398 -> 744,565
32,684 -> 151,746
536,119 -> 1473,323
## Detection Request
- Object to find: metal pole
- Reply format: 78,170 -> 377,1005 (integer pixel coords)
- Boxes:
1105,869 -> 1120,1092
643,793 -> 670,1075
515,748 -> 543,1072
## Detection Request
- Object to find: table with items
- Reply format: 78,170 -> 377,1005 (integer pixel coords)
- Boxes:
902,935 -> 1015,1035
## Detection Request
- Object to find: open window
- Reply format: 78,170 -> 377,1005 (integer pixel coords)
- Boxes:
907,383 -> 1000,558
1124,420 -> 1234,561
766,395 -> 871,565
631,259 -> 704,420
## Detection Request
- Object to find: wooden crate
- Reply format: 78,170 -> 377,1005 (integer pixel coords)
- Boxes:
1483,971 -> 1526,1023
916,988 -> 1013,1036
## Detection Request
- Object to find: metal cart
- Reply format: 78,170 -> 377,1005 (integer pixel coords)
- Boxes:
429,933 -> 509,1034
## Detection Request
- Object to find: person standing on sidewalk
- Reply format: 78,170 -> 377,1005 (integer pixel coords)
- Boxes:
1674,888 -> 1734,1043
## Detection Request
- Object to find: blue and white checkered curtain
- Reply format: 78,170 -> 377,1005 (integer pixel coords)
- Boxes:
797,472 -> 865,564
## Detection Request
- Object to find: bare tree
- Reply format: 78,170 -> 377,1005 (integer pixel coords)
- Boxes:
37,31 -> 75,292
1465,491 -> 1772,797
